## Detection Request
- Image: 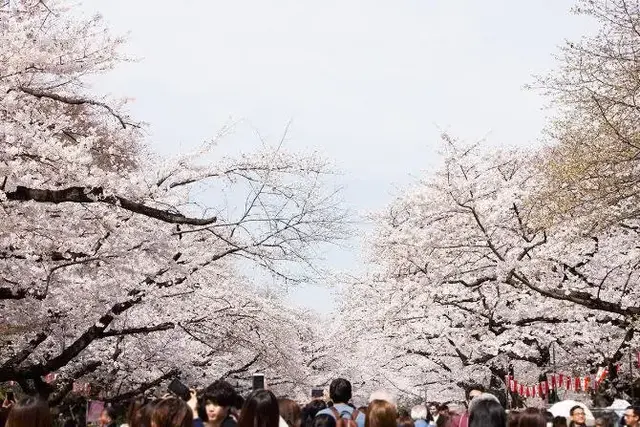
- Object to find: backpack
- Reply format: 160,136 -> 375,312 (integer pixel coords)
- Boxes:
329,407 -> 360,427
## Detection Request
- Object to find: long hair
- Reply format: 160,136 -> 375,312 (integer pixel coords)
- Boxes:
150,398 -> 192,427
5,397 -> 52,427
366,400 -> 397,427
278,399 -> 301,427
469,399 -> 506,427
237,390 -> 280,427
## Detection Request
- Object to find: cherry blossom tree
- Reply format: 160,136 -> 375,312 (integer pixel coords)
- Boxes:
531,0 -> 640,229
0,0 -> 347,401
343,136 -> 640,403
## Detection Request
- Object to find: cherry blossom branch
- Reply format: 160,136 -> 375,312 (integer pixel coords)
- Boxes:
0,292 -> 146,383
104,368 -> 180,403
5,185 -> 217,225
100,322 -> 175,337
18,86 -> 136,129
48,361 -> 103,404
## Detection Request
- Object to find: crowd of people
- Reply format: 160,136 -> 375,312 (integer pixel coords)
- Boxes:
1,378 -> 639,427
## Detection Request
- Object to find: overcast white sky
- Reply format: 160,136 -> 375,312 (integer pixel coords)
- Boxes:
83,0 -> 597,312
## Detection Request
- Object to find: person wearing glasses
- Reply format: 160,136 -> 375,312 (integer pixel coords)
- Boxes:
624,407 -> 640,427
568,406 -> 586,427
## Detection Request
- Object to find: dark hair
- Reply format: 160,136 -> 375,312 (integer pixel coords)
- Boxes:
102,406 -> 118,423
465,385 -> 486,401
279,399 -> 301,427
469,399 -> 506,427
437,405 -> 449,414
302,400 -> 327,427
508,411 -> 520,427
398,416 -> 415,427
569,406 -> 584,417
313,414 -> 336,427
234,395 -> 245,410
595,416 -> 615,427
552,416 -> 567,427
237,390 -> 280,427
398,409 -> 410,418
5,398 -> 53,427
544,412 -> 554,423
204,380 -> 238,408
518,408 -> 546,427
627,407 -> 640,418
366,400 -> 397,427
329,379 -> 352,404
436,415 -> 450,427
150,398 -> 192,427
128,398 -> 156,427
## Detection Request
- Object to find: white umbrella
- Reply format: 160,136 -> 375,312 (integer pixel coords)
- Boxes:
608,399 -> 630,410
549,400 -> 595,421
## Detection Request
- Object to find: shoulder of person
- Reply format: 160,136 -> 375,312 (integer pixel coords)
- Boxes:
222,416 -> 237,427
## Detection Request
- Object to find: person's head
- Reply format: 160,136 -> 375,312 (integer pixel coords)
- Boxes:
150,398 -> 191,427
465,385 -> 485,405
5,398 -> 52,427
366,400 -> 398,427
278,399 -> 301,427
203,380 -> 238,422
100,407 -> 118,426
518,408 -> 546,427
437,405 -> 449,416
302,400 -> 327,427
595,417 -> 614,427
468,398 -> 505,427
312,414 -> 336,427
624,407 -> 640,427
358,407 -> 369,416
237,390 -> 280,427
367,391 -> 396,407
436,414 -> 450,427
411,405 -> 428,421
468,393 -> 500,414
569,406 -> 586,426
398,409 -> 410,419
508,411 -> 520,427
398,416 -> 415,427
544,412 -> 554,425
552,416 -> 567,427
428,404 -> 439,417
329,379 -> 352,404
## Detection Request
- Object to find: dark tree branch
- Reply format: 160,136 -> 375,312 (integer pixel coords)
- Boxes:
104,368 -> 180,404
217,352 -> 262,382
5,185 -> 217,226
101,322 -> 175,337
1,332 -> 48,370
48,361 -> 103,405
18,86 -> 134,129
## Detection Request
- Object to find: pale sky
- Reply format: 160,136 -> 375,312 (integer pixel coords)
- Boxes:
83,0 -> 597,312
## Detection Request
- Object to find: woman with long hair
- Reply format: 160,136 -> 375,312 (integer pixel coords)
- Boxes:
5,397 -> 52,427
237,390 -> 280,427
365,400 -> 397,427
